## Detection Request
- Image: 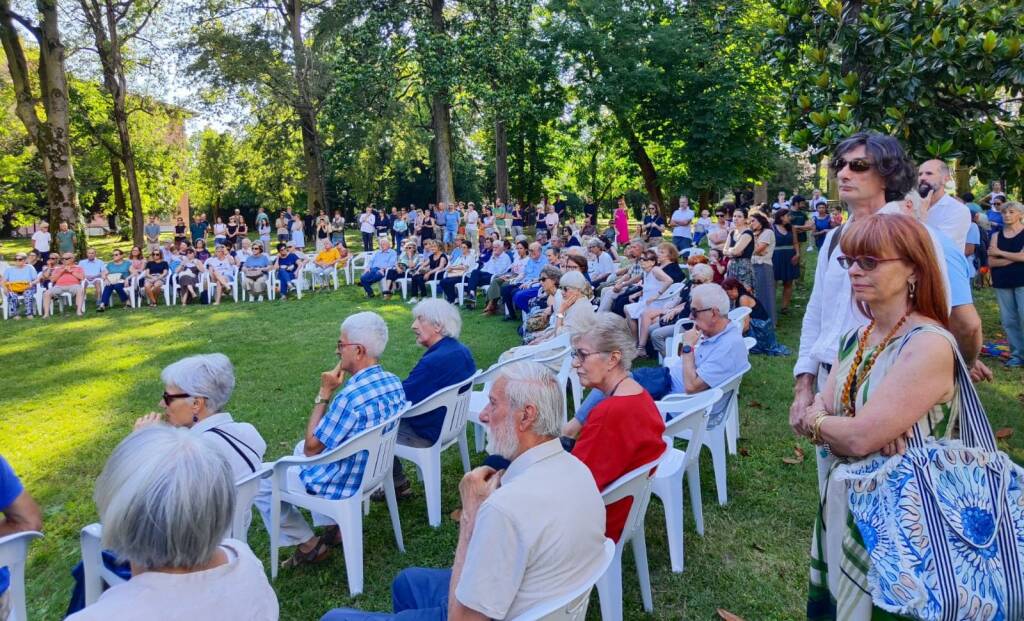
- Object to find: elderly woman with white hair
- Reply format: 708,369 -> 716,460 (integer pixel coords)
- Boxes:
380,298 -> 477,497
639,261 -> 715,357
254,311 -> 406,568
522,270 -> 595,345
564,312 -> 666,542
586,237 -> 616,285
133,353 -> 267,480
66,426 -> 278,620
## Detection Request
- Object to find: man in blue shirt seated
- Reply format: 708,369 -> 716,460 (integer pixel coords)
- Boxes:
0,455 -> 43,620
461,240 -> 512,307
563,286 -> 750,438
499,242 -> 548,321
359,237 -> 398,298
379,299 -> 476,499
255,312 -> 406,568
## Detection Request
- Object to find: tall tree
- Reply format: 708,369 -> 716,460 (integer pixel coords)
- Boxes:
0,0 -> 83,243
187,0 -> 329,215
767,0 -> 1024,191
77,0 -> 163,246
417,0 -> 456,204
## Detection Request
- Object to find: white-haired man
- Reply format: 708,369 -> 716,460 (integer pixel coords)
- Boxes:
918,159 -> 971,251
255,312 -> 406,568
321,361 -> 606,621
381,299 -> 476,498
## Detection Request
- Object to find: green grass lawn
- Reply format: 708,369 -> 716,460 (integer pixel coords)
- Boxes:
1,234 -> 1021,620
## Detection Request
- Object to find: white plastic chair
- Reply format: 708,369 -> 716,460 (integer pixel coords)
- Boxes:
652,281 -> 685,305
1,286 -> 38,320
394,375 -> 477,527
595,450 -> 667,621
239,270 -> 271,302
306,263 -> 340,292
533,347 -> 575,429
0,530 -> 43,621
727,305 -> 751,332
203,268 -> 239,303
131,274 -> 171,308
269,414 -> 406,595
725,337 -> 757,455
426,268 -> 468,304
347,252 -> 371,283
662,318 -> 695,362
508,538 -> 616,621
466,353 -> 533,452
650,389 -> 721,573
81,466 -> 273,606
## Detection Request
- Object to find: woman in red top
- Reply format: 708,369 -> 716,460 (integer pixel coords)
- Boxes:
569,312 -> 666,541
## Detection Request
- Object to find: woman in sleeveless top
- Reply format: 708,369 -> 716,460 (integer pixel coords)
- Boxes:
771,208 -> 801,314
792,215 -> 958,620
723,208 -> 755,291
174,249 -> 205,305
988,201 -> 1024,366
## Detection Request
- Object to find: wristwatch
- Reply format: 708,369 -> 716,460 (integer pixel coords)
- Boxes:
681,344 -> 694,355
556,313 -> 565,319
314,394 -> 328,406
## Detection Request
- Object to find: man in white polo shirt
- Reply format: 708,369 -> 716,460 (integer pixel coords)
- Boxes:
319,361 -> 607,621
918,159 -> 970,252
670,195 -> 695,252
31,222 -> 52,263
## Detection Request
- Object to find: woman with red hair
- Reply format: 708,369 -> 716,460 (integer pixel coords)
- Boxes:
793,213 -> 957,619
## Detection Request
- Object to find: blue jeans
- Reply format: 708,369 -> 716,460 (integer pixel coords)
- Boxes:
361,268 -> 385,295
995,286 -> 1024,361
320,568 -> 450,621
672,236 -> 692,252
277,269 -> 296,297
100,283 -> 128,307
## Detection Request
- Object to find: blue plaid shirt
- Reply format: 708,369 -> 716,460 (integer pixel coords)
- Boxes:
299,365 -> 406,499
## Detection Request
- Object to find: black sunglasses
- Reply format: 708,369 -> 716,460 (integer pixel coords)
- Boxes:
162,391 -> 191,405
837,255 -> 902,271
830,157 -> 874,173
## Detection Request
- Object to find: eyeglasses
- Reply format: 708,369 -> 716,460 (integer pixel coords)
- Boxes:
62,256 -> 74,261
836,255 -> 903,271
690,306 -> 713,318
336,340 -> 362,352
830,157 -> 874,173
570,349 -> 609,362
162,391 -> 191,405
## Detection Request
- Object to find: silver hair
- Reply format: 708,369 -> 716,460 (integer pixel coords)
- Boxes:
540,265 -> 563,284
160,354 -> 236,413
587,238 -> 605,249
412,298 -> 462,339
691,283 -> 730,316
689,263 -> 713,283
571,312 -> 638,371
340,312 -> 389,359
497,361 -> 563,437
559,270 -> 589,293
95,425 -> 235,571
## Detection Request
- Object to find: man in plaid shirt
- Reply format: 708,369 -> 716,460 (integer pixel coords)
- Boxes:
255,311 -> 406,568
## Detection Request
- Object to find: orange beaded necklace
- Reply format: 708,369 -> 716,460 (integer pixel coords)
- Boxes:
840,314 -> 909,417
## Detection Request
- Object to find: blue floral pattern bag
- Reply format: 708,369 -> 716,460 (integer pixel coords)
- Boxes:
834,332 -> 1024,621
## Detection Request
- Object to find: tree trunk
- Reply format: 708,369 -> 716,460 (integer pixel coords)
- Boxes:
494,118 -> 509,204
1,0 -> 82,247
614,111 -> 664,213
285,0 -> 328,216
111,157 -> 127,220
429,0 -> 455,205
698,190 -> 712,210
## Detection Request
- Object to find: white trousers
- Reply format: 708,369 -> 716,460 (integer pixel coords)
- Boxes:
253,441 -> 336,546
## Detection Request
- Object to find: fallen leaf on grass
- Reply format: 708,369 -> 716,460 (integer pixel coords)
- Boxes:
739,447 -> 750,457
995,428 -> 1014,440
752,542 -> 765,552
747,400 -> 763,409
782,445 -> 805,465
716,609 -> 746,621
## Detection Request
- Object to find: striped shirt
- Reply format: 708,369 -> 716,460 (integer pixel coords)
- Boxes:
299,365 -> 406,499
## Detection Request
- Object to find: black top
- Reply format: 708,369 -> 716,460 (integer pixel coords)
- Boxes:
992,228 -> 1024,289
737,296 -> 769,321
730,230 -> 755,259
145,260 -> 168,275
424,253 -> 447,272
643,214 -> 665,237
421,217 -> 435,239
174,225 -> 186,236
663,262 -> 685,283
772,225 -> 795,249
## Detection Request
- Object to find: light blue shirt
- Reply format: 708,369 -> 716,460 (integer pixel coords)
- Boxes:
79,258 -> 105,279
3,265 -> 37,283
669,322 -> 750,427
482,251 -> 512,275
444,211 -> 460,232
368,249 -> 398,271
929,224 -> 972,306
520,255 -> 548,282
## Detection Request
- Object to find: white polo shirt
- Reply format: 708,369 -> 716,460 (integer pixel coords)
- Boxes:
671,208 -> 694,239
926,193 -> 971,252
455,439 -> 606,619
32,230 -> 51,252
192,413 -> 267,481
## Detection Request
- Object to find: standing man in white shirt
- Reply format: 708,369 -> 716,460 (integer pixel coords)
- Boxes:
808,188 -> 828,210
771,191 -> 790,213
918,159 -> 971,251
670,196 -> 695,252
31,222 -> 52,263
79,247 -> 107,311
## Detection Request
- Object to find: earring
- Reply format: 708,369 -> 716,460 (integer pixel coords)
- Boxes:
192,415 -> 199,423
908,281 -> 917,299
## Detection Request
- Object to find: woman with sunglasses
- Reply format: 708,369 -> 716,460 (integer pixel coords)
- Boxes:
720,277 -> 788,356
143,250 -> 169,307
623,250 -> 674,350
792,214 -> 960,619
723,207 -> 755,291
241,244 -> 270,299
175,249 -> 206,305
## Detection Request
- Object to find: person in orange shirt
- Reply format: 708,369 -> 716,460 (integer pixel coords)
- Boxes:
310,240 -> 343,288
43,253 -> 86,317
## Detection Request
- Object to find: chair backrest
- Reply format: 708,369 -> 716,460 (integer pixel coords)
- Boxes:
654,281 -> 685,302
473,353 -> 532,395
656,389 -> 721,468
271,409 -> 405,495
533,346 -> 573,418
708,364 -> 751,429
507,538 -> 616,621
231,466 -> 272,541
743,336 -> 756,351
601,449 -> 667,548
402,374 -> 479,447
665,318 -> 695,358
0,530 -> 43,621
728,306 -> 751,331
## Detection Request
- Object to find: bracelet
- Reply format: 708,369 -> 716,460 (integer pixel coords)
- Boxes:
810,412 -> 829,445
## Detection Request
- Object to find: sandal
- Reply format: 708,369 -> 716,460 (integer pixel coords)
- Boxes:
321,525 -> 343,547
281,537 -> 332,568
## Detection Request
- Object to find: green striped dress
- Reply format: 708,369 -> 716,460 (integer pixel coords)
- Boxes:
807,324 -> 960,620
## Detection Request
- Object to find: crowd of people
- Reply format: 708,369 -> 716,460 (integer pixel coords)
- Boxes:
2,130 -> 1022,621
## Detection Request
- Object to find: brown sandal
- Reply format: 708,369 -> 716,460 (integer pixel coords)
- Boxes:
322,525 -> 343,547
281,537 -> 331,568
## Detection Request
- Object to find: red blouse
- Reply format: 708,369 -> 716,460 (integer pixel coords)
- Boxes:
572,391 -> 666,541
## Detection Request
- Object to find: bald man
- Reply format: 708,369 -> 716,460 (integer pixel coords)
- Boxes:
918,159 -> 971,251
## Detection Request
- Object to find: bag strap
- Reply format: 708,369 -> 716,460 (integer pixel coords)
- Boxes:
895,325 -> 996,451
826,223 -> 845,262
205,427 -> 259,473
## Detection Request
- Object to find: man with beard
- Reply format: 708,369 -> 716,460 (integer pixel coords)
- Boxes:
320,361 -> 606,621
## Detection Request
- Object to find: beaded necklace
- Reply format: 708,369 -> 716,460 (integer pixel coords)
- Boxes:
840,314 -> 909,417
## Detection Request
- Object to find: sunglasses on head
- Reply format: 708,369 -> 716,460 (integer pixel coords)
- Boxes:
830,157 -> 875,173
836,255 -> 902,271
